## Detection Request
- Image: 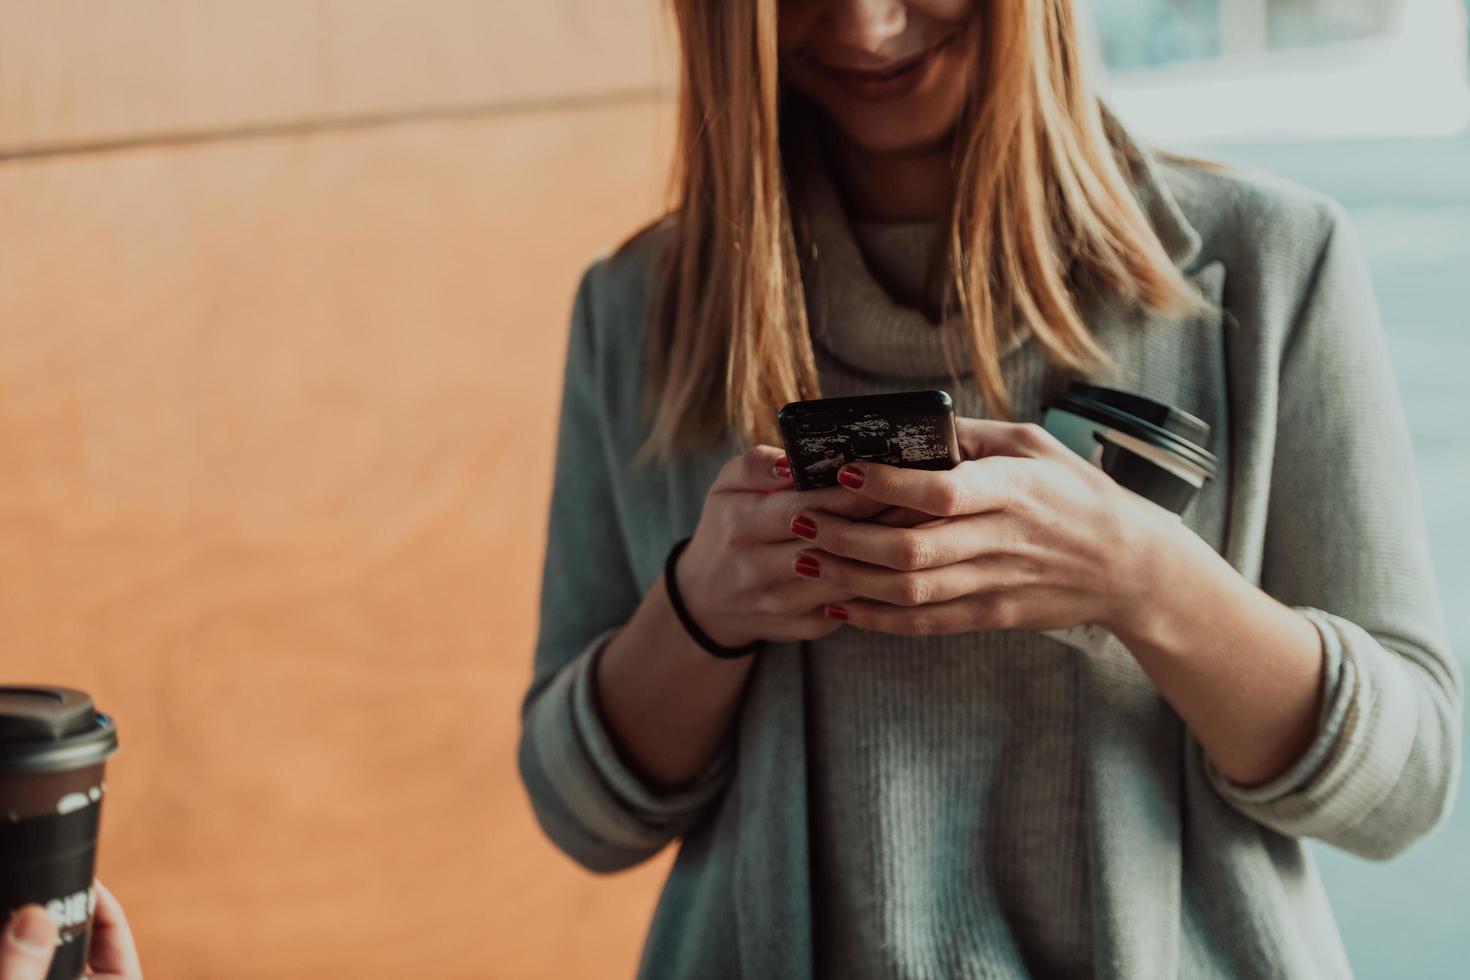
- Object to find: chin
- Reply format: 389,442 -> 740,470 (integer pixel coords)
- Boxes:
831,108 -> 960,157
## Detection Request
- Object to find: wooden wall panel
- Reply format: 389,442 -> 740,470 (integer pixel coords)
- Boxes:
0,99 -> 677,978
0,1 -> 674,156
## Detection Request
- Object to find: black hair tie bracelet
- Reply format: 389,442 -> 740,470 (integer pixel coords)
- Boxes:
663,536 -> 759,660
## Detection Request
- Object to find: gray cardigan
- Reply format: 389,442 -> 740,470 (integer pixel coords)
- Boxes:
517,134 -> 1462,978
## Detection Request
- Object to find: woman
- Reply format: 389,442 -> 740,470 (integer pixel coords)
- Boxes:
518,1 -> 1461,977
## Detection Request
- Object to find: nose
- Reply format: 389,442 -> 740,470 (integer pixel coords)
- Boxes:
825,0 -> 908,57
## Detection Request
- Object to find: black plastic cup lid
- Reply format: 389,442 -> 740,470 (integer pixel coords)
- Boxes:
1046,382 -> 1218,478
1065,383 -> 1211,445
0,687 -> 119,775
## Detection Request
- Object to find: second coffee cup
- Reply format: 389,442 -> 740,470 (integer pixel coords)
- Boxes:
0,687 -> 120,980
1042,380 -> 1218,517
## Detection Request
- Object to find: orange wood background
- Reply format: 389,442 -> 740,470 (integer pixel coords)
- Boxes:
0,4 -> 678,976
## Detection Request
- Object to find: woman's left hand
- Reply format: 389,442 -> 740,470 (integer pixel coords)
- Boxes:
795,417 -> 1170,636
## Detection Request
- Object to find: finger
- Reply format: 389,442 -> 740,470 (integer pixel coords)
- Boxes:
743,485 -> 890,543
1,906 -> 57,980
750,541 -> 856,613
834,455 -> 1026,518
795,549 -> 1009,607
830,584 -> 1076,634
827,589 -> 1028,635
87,881 -> 142,979
784,606 -> 852,642
860,506 -> 941,528
954,418 -> 1068,461
798,492 -> 894,522
793,506 -> 1015,570
711,445 -> 795,495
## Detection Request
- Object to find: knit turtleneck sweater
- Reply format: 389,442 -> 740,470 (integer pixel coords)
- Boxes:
793,131 -> 1091,979
794,130 -> 1034,385
520,107 -> 1460,980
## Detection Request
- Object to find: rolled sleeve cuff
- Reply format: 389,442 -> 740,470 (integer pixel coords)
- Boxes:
1205,606 -> 1420,840
528,626 -> 735,854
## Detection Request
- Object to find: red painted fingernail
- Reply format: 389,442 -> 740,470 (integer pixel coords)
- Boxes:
791,515 -> 817,540
837,466 -> 864,490
825,604 -> 848,620
794,555 -> 821,578
773,457 -> 792,480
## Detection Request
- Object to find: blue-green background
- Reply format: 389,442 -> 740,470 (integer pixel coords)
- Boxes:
1086,4 -> 1468,974
1190,134 -> 1470,980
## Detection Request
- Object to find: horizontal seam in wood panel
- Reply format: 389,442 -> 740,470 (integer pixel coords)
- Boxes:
0,85 -> 673,165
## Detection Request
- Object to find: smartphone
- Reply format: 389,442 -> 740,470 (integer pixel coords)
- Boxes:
777,389 -> 962,491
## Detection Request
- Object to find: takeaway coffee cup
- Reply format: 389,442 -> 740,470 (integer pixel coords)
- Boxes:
0,687 -> 120,980
1042,381 -> 1218,517
1038,382 -> 1218,655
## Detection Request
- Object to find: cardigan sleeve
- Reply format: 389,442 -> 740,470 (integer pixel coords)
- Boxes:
516,262 -> 736,874
1203,199 -> 1463,860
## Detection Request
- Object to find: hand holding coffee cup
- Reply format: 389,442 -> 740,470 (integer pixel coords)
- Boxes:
2,880 -> 141,980
0,688 -> 123,980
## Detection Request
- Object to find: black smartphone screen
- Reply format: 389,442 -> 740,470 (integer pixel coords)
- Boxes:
776,389 -> 962,490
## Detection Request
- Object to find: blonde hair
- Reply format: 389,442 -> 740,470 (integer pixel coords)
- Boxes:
631,0 -> 1208,467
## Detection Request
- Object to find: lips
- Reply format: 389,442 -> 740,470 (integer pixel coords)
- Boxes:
811,32 -> 959,101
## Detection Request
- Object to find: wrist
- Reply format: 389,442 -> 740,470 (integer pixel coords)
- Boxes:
1104,504 -> 1248,666
671,539 -> 760,651
1098,501 -> 1194,647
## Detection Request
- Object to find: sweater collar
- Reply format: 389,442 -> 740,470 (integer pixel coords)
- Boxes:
792,125 -> 995,381
790,108 -> 1204,382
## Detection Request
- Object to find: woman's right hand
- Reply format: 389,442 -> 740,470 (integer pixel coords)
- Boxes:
675,445 -> 924,647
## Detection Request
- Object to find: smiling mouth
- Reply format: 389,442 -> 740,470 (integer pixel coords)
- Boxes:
815,32 -> 960,88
